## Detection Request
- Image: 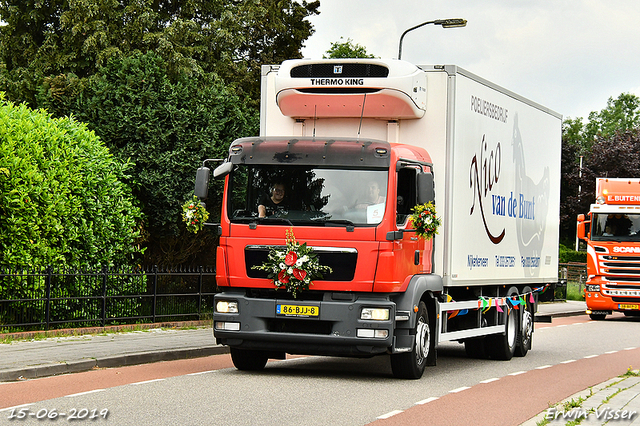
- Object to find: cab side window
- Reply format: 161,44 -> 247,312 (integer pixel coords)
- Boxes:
397,168 -> 417,225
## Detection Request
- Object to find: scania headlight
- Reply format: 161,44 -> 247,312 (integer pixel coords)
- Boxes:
216,300 -> 239,313
361,308 -> 390,321
586,284 -> 600,292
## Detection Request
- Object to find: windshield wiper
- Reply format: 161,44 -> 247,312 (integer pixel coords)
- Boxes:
322,219 -> 355,226
255,217 -> 294,226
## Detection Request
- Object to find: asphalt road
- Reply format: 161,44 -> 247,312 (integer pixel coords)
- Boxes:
1,313 -> 639,426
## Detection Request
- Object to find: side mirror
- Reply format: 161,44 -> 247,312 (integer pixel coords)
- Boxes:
417,172 -> 435,204
576,214 -> 588,241
213,161 -> 233,179
194,167 -> 210,199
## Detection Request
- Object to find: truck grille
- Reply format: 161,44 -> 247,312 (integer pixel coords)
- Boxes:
245,246 -> 357,281
599,254 -> 640,276
290,63 -> 389,78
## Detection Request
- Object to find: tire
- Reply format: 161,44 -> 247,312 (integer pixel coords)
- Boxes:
391,301 -> 434,379
230,348 -> 269,371
464,338 -> 487,359
589,313 -> 607,321
486,299 -> 518,360
515,289 -> 533,357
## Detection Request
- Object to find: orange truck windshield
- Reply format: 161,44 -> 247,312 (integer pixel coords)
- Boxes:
591,213 -> 640,241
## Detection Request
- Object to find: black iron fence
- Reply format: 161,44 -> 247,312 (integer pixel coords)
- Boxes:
2,262 -> 587,332
0,265 -> 217,331
538,262 -> 587,302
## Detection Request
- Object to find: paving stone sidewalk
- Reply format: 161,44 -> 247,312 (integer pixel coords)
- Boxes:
520,374 -> 640,426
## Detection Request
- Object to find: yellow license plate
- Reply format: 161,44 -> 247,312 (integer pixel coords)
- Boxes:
276,304 -> 319,317
619,304 -> 639,310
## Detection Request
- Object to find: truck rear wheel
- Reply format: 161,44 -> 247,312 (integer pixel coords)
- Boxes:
515,288 -> 533,357
464,338 -> 487,359
230,348 -> 269,371
391,301 -> 433,379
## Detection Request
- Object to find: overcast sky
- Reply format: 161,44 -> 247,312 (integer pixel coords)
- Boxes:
300,0 -> 640,121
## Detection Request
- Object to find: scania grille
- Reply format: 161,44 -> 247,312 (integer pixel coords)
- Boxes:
599,254 -> 640,275
245,245 -> 357,281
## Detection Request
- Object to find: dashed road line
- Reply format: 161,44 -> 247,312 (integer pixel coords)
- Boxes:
560,359 -> 576,364
130,378 -> 165,386
480,377 -> 500,384
449,386 -> 470,393
536,365 -> 552,370
508,371 -> 527,376
0,404 -> 33,413
415,397 -> 438,405
65,389 -> 105,398
377,410 -> 403,420
187,370 -> 218,376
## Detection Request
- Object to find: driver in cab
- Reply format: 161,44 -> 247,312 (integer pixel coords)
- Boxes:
258,183 -> 288,217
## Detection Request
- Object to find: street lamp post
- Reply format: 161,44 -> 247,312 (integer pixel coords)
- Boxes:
397,18 -> 467,60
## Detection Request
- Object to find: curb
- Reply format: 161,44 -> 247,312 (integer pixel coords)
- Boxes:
0,345 -> 230,382
0,320 -> 212,341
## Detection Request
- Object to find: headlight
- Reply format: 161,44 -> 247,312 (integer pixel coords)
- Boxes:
586,284 -> 600,292
216,300 -> 239,313
361,308 -> 390,321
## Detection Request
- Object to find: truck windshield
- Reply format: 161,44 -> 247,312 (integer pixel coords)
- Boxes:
228,165 -> 388,226
592,213 -> 640,241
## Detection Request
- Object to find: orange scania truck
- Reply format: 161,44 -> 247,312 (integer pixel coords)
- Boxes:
196,58 -> 562,378
577,178 -> 640,320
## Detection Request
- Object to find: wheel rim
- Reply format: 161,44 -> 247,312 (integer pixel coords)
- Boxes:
507,308 -> 517,348
521,309 -> 533,345
415,317 -> 430,363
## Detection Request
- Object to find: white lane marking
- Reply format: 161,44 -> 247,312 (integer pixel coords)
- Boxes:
584,355 -> 599,359
377,410 -> 403,420
65,389 -> 105,398
449,386 -> 470,393
480,377 -> 500,384
536,365 -> 552,370
415,397 -> 438,405
560,359 -> 576,364
187,370 -> 219,376
605,350 -> 618,354
130,378 -> 165,386
0,404 -> 33,413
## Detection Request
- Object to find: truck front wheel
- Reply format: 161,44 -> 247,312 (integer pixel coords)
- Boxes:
391,301 -> 434,379
230,348 -> 269,371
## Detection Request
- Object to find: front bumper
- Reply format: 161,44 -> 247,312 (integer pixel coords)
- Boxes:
213,290 -> 397,356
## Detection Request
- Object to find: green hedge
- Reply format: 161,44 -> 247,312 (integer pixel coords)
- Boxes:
0,94 -> 143,268
559,243 -> 587,263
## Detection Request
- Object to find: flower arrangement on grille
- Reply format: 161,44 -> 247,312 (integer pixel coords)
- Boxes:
409,201 -> 441,240
252,228 -> 332,298
182,195 -> 209,233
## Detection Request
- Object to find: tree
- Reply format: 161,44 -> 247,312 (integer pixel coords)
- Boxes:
59,52 -> 259,265
583,93 -> 640,149
0,0 -> 320,106
324,37 -> 376,59
0,94 -> 143,268
559,93 -> 640,244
